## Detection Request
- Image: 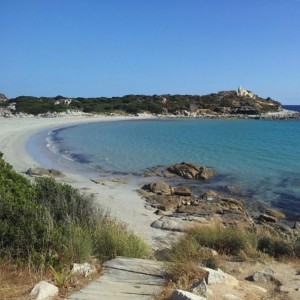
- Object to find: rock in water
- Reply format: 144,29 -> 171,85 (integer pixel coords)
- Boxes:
167,162 -> 214,180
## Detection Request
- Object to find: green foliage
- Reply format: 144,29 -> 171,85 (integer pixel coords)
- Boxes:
49,224 -> 94,268
11,91 -> 282,115
0,152 -> 149,270
92,218 -> 150,260
34,177 -> 97,228
0,153 -> 50,258
187,223 -> 255,256
257,236 -> 294,258
166,223 -> 300,263
50,265 -> 73,288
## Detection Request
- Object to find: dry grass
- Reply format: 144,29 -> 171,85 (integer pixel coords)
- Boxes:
0,259 -> 102,300
0,260 -> 41,300
265,208 -> 285,220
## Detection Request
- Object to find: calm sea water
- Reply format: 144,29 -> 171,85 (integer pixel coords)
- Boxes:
284,105 -> 300,112
44,112 -> 300,218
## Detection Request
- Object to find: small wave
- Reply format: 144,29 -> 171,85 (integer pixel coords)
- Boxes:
46,129 -> 61,154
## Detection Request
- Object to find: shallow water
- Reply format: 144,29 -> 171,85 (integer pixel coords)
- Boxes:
38,117 -> 300,218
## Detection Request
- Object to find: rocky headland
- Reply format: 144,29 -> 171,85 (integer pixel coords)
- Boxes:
1,87 -> 299,120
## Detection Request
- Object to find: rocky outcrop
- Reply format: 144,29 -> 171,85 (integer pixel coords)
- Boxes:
247,269 -> 281,285
142,181 -> 174,195
176,196 -> 254,229
151,216 -> 190,232
258,214 -> 278,223
204,267 -> 239,286
167,162 -> 215,180
25,167 -> 64,177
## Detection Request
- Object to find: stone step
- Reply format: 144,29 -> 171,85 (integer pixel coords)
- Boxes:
67,257 -> 164,300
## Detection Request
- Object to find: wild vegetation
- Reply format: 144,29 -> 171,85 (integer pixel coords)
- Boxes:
9,91 -> 281,115
155,223 -> 300,299
0,152 -> 149,297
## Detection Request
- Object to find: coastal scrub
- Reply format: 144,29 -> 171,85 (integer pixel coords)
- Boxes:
0,152 -> 149,271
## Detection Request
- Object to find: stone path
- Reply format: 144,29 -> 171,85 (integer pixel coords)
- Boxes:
68,257 -> 165,300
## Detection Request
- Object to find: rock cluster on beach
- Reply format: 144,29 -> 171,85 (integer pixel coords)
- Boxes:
140,162 -> 300,240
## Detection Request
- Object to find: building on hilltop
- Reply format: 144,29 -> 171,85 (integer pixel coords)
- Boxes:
0,93 -> 8,102
236,86 -> 256,99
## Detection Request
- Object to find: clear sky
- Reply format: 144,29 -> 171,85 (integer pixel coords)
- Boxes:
1,0 -> 299,104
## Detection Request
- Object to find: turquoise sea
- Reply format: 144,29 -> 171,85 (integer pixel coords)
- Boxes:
28,107 -> 300,219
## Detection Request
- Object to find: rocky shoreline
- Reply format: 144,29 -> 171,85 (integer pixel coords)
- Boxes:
0,106 -> 299,120
138,162 -> 300,242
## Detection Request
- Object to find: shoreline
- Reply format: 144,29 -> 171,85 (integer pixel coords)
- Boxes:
0,113 -> 299,247
0,114 -> 174,249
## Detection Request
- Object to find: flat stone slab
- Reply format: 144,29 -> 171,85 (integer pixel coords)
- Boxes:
68,257 -> 165,300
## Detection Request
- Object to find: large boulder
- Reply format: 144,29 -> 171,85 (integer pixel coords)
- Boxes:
174,185 -> 193,197
30,281 -> 58,300
142,181 -> 174,195
151,216 -> 190,232
167,162 -> 214,180
258,214 -> 277,223
25,167 -> 64,177
247,269 -> 281,285
204,267 -> 239,286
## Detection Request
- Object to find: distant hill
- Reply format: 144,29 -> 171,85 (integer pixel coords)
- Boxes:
9,88 -> 282,116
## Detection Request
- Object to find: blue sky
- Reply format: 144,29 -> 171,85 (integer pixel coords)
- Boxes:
0,0 -> 299,104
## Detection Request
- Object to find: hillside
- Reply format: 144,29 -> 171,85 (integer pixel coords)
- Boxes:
8,87 -> 282,116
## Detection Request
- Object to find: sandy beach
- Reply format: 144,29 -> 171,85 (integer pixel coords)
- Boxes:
0,114 -> 172,249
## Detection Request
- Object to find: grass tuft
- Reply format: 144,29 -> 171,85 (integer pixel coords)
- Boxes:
93,218 -> 150,260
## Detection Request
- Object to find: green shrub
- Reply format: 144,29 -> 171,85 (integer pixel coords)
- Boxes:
187,223 -> 256,256
0,153 -> 50,258
34,177 -> 98,228
48,224 -> 94,268
257,235 -> 294,258
93,218 -> 150,260
0,153 -> 149,270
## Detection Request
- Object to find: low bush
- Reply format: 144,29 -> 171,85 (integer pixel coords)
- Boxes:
265,208 -> 286,220
0,153 -> 51,259
166,223 -> 300,265
34,177 -> 98,228
257,235 -> 294,258
187,223 -> 256,256
93,218 -> 150,260
0,152 -> 149,271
